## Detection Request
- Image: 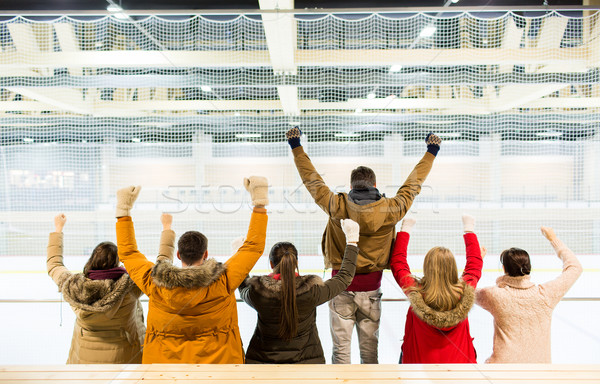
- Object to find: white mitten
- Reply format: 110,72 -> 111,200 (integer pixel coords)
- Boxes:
231,236 -> 246,255
400,217 -> 416,234
340,219 -> 360,244
244,176 -> 269,207
116,185 -> 142,217
462,214 -> 475,233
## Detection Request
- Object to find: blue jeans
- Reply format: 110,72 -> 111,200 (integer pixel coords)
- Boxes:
328,288 -> 382,364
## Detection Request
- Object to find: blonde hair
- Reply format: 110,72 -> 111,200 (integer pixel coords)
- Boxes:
408,246 -> 465,312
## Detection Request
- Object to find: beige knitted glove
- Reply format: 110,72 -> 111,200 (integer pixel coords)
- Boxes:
54,214 -> 66,233
244,176 -> 269,207
462,214 -> 475,233
341,219 -> 360,244
400,217 -> 416,234
116,185 -> 142,217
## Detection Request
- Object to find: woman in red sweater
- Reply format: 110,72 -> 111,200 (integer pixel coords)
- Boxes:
390,215 -> 484,363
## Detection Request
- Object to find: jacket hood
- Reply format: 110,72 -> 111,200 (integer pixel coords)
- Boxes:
60,273 -> 135,313
496,274 -> 534,289
244,274 -> 324,298
151,258 -> 227,289
340,192 -> 389,233
408,283 -> 475,329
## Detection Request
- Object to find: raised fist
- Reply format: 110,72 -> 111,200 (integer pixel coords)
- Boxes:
400,217 -> 416,234
244,176 -> 269,207
161,213 -> 173,230
54,213 -> 66,232
341,219 -> 360,244
116,185 -> 141,217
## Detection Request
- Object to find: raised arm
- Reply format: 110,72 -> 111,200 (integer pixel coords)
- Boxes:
539,227 -> 583,307
312,219 -> 359,305
224,177 -> 269,292
461,214 -> 483,288
115,186 -> 155,296
389,218 -> 417,293
287,127 -> 344,218
157,213 -> 176,263
386,134 -> 439,224
46,214 -> 71,289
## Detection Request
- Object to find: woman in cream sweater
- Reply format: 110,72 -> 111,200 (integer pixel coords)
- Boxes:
476,227 -> 582,363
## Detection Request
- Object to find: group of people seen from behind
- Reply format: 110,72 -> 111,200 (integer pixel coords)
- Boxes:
47,129 -> 582,365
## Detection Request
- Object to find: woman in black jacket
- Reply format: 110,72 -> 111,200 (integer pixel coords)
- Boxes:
239,219 -> 359,364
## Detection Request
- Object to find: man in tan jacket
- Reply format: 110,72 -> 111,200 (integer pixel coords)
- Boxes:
286,127 -> 440,364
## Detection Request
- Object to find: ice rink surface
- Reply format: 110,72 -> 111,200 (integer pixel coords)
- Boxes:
1,251 -> 598,365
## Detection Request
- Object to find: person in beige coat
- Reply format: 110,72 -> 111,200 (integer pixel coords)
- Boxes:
47,213 -> 175,364
476,226 -> 583,363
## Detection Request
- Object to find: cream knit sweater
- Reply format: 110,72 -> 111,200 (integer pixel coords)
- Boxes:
476,238 -> 582,363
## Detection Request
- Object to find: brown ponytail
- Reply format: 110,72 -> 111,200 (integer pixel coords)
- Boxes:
269,242 -> 299,341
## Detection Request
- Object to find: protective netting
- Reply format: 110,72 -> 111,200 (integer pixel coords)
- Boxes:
0,10 -> 598,270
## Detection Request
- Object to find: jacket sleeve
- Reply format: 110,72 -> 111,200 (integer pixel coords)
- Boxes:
292,146 -> 345,219
116,216 -> 155,296
238,277 -> 255,309
46,232 -> 71,289
540,237 -> 583,308
156,229 -> 176,263
386,152 -> 435,224
312,245 -> 358,306
224,208 -> 268,293
389,231 -> 416,293
461,233 -> 483,288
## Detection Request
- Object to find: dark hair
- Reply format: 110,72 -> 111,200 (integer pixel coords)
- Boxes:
500,247 -> 532,277
350,166 -> 376,190
83,242 -> 119,277
269,242 -> 299,341
178,231 -> 208,265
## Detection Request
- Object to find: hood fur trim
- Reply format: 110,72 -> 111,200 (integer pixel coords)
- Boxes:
408,283 -> 475,329
61,273 -> 135,312
151,258 -> 226,289
243,274 -> 324,298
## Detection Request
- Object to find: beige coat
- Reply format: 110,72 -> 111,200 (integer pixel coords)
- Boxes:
292,146 -> 435,273
476,237 -> 582,363
46,230 -> 175,364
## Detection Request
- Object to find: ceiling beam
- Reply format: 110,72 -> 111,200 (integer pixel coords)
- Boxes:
0,47 -> 591,69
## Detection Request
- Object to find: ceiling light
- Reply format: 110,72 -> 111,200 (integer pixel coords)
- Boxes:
451,0 -> 460,3
288,121 -> 300,126
335,133 -> 361,138
536,131 -> 563,137
419,26 -> 437,38
82,140 -> 87,143
132,138 -> 141,143
113,12 -> 128,20
389,65 -> 403,72
106,4 -> 123,12
236,133 -> 261,139
23,138 -> 33,143
234,112 -> 241,116
436,132 -> 462,138
367,93 -> 376,100
201,86 -> 212,92
355,108 -> 363,114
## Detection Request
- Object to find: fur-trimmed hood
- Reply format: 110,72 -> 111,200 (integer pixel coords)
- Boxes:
60,273 -> 136,313
151,258 -> 227,289
243,274 -> 324,298
496,274 -> 534,290
407,283 -> 475,329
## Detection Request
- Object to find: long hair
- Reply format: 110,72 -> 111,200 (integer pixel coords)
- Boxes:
408,246 -> 465,312
83,241 -> 119,277
269,242 -> 299,341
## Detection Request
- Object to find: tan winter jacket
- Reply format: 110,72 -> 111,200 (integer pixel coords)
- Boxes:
292,145 -> 435,273
476,237 -> 583,363
46,230 -> 175,364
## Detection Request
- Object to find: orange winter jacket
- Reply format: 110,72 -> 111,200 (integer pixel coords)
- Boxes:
116,208 -> 268,364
